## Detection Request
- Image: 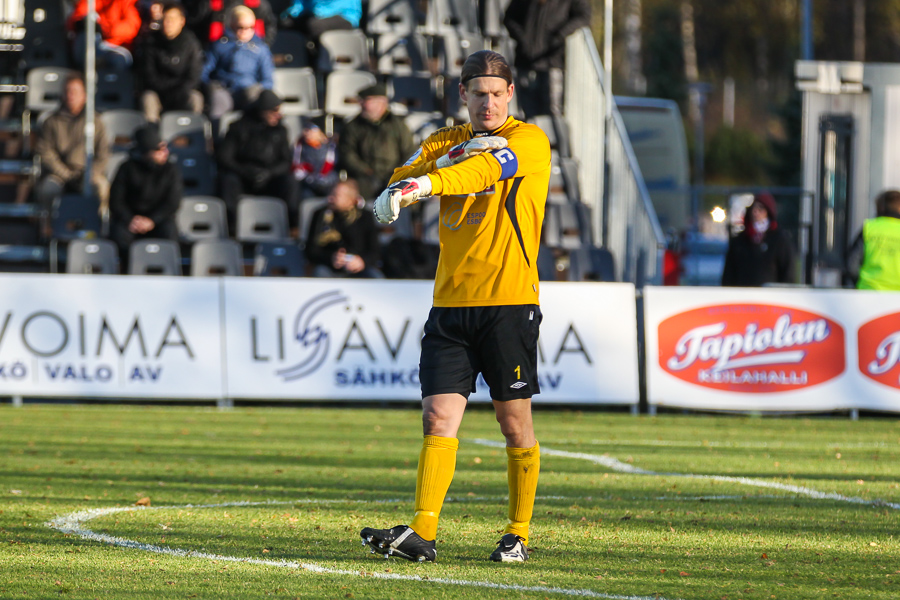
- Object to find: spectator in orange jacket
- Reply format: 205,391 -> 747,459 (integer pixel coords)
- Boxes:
68,0 -> 142,70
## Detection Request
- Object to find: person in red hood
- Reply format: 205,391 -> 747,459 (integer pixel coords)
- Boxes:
68,0 -> 142,70
721,192 -> 796,287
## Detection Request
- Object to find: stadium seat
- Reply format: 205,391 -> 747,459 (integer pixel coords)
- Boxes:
105,151 -> 129,182
375,32 -> 429,75
50,194 -> 101,241
388,75 -> 438,113
536,243 -> 558,281
236,196 -> 290,243
297,197 -> 328,244
128,239 -> 182,275
424,0 -> 479,34
25,66 -> 76,113
560,157 -> 581,203
159,111 -> 213,156
65,238 -> 119,274
273,68 -> 319,115
323,70 -> 377,134
190,239 -> 243,276
101,109 -> 147,153
21,0 -> 68,69
95,68 -> 135,111
568,245 -> 615,282
479,0 -> 509,39
281,113 -> 304,145
366,0 -> 419,34
253,241 -> 306,276
439,30 -> 485,75
404,111 -> 444,144
270,29 -> 309,68
317,29 -> 370,72
176,196 -> 229,242
173,152 -> 216,196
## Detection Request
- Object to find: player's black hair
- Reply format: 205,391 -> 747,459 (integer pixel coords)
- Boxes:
875,189 -> 900,217
461,50 -> 513,87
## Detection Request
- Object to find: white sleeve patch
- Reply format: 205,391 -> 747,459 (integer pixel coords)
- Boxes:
402,147 -> 423,166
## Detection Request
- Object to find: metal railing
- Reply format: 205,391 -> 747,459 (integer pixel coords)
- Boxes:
564,28 -> 666,285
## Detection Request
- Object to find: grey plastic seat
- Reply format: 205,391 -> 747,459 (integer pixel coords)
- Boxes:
96,68 -> 135,110
105,151 -> 129,181
173,152 -> 216,196
160,111 -> 212,156
25,66 -> 76,113
217,110 -> 243,139
190,239 -> 243,276
366,0 -> 419,34
101,109 -> 147,152
253,241 -> 306,276
317,29 -> 370,72
273,68 -> 319,115
66,238 -> 119,274
176,196 -> 229,242
425,0 -> 479,34
375,32 -> 428,75
128,239 -> 183,275
298,197 -> 328,243
236,196 -> 290,242
324,70 -> 377,117
405,111 -> 443,144
389,75 -> 437,113
22,0 -> 69,68
439,30 -> 485,75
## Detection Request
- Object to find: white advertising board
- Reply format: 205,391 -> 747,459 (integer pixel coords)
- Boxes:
0,274 -> 223,398
223,279 -> 639,405
644,286 -> 900,412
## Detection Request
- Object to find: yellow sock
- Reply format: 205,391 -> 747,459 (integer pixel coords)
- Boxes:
409,435 -> 458,541
504,441 -> 540,545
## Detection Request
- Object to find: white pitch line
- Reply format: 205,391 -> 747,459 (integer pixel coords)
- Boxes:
46,500 -> 676,600
471,439 -> 900,511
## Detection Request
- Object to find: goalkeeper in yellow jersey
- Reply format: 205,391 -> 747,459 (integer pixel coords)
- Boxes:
360,50 -> 551,563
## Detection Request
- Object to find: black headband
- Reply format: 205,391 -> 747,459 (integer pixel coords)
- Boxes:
461,73 -> 512,85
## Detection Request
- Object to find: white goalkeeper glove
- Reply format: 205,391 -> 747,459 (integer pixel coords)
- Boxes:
435,136 -> 508,169
373,176 -> 432,224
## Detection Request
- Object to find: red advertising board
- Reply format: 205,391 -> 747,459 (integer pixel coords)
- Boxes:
658,303 -> 846,393
858,312 -> 900,390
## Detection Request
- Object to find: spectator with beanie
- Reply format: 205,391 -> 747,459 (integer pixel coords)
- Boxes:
337,83 -> 416,200
216,89 -> 295,227
503,0 -> 591,117
202,5 -> 275,119
845,189 -> 900,290
305,179 -> 383,278
292,118 -> 338,200
109,124 -> 182,262
721,192 -> 795,287
35,74 -> 110,215
138,2 -> 205,122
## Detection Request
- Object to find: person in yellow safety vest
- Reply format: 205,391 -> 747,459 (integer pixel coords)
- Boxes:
845,189 -> 900,291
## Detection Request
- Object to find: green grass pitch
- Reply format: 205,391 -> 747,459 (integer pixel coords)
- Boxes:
1,404 -> 899,599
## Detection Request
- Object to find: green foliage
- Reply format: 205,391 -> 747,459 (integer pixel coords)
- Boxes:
705,125 -> 772,184
768,90 -> 804,187
2,405 -> 900,599
643,3 -> 688,108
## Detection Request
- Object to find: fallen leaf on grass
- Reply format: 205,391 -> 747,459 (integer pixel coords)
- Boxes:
135,497 -> 151,506
679,572 -> 690,577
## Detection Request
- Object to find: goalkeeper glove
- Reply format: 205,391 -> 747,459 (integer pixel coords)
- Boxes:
435,136 -> 508,169
373,176 -> 432,224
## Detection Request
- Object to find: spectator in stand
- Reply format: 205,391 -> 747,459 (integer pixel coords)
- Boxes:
208,0 -> 277,46
721,192 -> 795,287
279,0 -> 361,66
305,179 -> 383,278
202,5 -> 275,119
137,2 -> 205,122
68,0 -> 142,70
503,0 -> 591,117
844,189 -> 900,291
34,74 -> 110,215
216,89 -> 295,228
337,83 -> 416,200
293,118 -> 338,200
109,124 -> 182,262
182,0 -> 213,45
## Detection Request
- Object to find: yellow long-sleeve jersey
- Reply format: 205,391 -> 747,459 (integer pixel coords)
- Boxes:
390,116 -> 551,307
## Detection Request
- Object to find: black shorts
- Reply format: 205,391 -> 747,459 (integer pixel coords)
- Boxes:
420,304 -> 542,401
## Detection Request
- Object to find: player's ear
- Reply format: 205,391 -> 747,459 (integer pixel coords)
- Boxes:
507,83 -> 514,101
459,82 -> 468,103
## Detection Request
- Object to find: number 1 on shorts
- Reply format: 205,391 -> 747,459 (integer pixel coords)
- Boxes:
514,365 -> 521,379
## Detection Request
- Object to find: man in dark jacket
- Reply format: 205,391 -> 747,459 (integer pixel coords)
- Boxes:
337,83 -> 417,200
138,2 -> 205,122
216,89 -> 296,227
721,192 -> 795,287
503,0 -> 591,117
305,179 -> 382,278
109,124 -> 182,262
